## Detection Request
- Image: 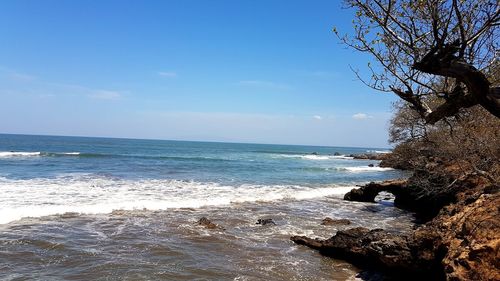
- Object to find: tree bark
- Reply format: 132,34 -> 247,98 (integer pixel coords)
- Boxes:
413,46 -> 500,124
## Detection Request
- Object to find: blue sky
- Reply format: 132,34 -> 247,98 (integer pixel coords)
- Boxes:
0,0 -> 398,148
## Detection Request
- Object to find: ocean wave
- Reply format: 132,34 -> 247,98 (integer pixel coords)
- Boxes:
273,154 -> 354,160
344,166 -> 394,172
0,175 -> 355,224
0,151 -> 41,157
41,152 -> 84,157
60,152 -> 80,155
300,166 -> 395,173
366,150 -> 392,154
329,155 -> 355,160
0,151 -> 84,158
0,151 -> 237,162
301,155 -> 331,160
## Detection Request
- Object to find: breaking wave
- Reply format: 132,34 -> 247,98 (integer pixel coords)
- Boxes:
0,151 -> 41,157
366,150 -> 392,154
0,175 -> 355,224
0,151 -> 82,158
273,154 -> 354,160
344,166 -> 394,172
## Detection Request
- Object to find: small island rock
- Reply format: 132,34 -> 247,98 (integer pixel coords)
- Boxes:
256,218 -> 276,226
198,217 -> 224,230
321,217 -> 352,226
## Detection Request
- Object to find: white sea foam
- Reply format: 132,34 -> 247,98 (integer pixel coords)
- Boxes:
300,155 -> 331,160
0,175 -> 355,224
366,150 -> 392,154
344,166 -> 394,172
61,152 -> 80,155
274,154 -> 354,160
0,151 -> 81,158
330,155 -> 355,160
0,151 -> 41,157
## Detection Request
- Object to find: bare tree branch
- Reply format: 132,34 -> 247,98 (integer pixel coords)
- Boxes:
339,0 -> 500,124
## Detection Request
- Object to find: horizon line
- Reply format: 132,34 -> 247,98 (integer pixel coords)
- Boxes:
0,132 -> 392,150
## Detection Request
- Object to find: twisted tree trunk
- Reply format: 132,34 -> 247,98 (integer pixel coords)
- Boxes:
409,45 -> 500,124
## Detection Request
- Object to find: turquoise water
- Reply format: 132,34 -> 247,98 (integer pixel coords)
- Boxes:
0,134 -> 412,280
0,134 -> 396,184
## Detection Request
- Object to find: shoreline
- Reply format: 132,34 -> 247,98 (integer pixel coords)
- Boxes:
291,154 -> 499,280
0,182 -> 415,281
0,138 -> 429,280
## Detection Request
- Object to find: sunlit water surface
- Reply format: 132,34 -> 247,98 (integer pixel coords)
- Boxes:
0,134 -> 412,280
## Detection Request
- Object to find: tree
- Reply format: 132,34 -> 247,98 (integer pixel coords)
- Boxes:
386,60 -> 500,181
336,0 -> 500,124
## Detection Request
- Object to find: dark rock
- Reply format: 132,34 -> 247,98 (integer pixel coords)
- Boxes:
344,180 -> 407,203
197,217 -> 224,230
343,176 -> 466,222
351,153 -> 389,161
295,176 -> 500,280
311,152 -> 318,155
256,218 -> 276,226
321,217 -> 351,226
368,164 -> 374,167
352,153 -> 369,159
291,227 -> 444,280
334,152 -> 341,156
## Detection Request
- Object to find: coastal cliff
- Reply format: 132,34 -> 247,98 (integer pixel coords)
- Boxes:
292,157 -> 499,280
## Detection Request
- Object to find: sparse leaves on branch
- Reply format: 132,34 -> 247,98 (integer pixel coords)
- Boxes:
338,0 -> 500,124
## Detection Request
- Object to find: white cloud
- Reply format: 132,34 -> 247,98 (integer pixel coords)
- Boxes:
352,113 -> 373,120
158,71 -> 177,78
88,90 -> 121,100
313,115 -> 322,120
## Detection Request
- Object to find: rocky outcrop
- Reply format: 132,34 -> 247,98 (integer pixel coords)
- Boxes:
429,186 -> 500,280
344,180 -> 407,203
349,153 -> 389,161
293,182 -> 500,280
344,171 -> 468,222
292,227 -> 445,280
321,217 -> 351,226
197,217 -> 225,230
256,218 -> 276,226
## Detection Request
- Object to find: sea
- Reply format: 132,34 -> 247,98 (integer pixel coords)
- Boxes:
0,134 -> 414,280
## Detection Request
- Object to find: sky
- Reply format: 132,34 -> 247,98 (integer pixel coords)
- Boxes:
0,0 -> 399,148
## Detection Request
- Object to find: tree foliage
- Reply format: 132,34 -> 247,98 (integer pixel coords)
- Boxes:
389,103 -> 500,182
387,60 -> 500,182
337,0 -> 500,124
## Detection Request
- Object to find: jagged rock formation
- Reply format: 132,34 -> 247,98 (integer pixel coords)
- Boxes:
197,217 -> 225,230
345,170 -> 468,222
292,180 -> 499,280
343,180 -> 406,203
292,227 -> 445,280
256,218 -> 276,226
349,153 -> 389,161
430,186 -> 499,280
321,217 -> 351,226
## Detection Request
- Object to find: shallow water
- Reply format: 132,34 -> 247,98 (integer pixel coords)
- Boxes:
0,196 -> 414,280
0,134 -> 412,280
